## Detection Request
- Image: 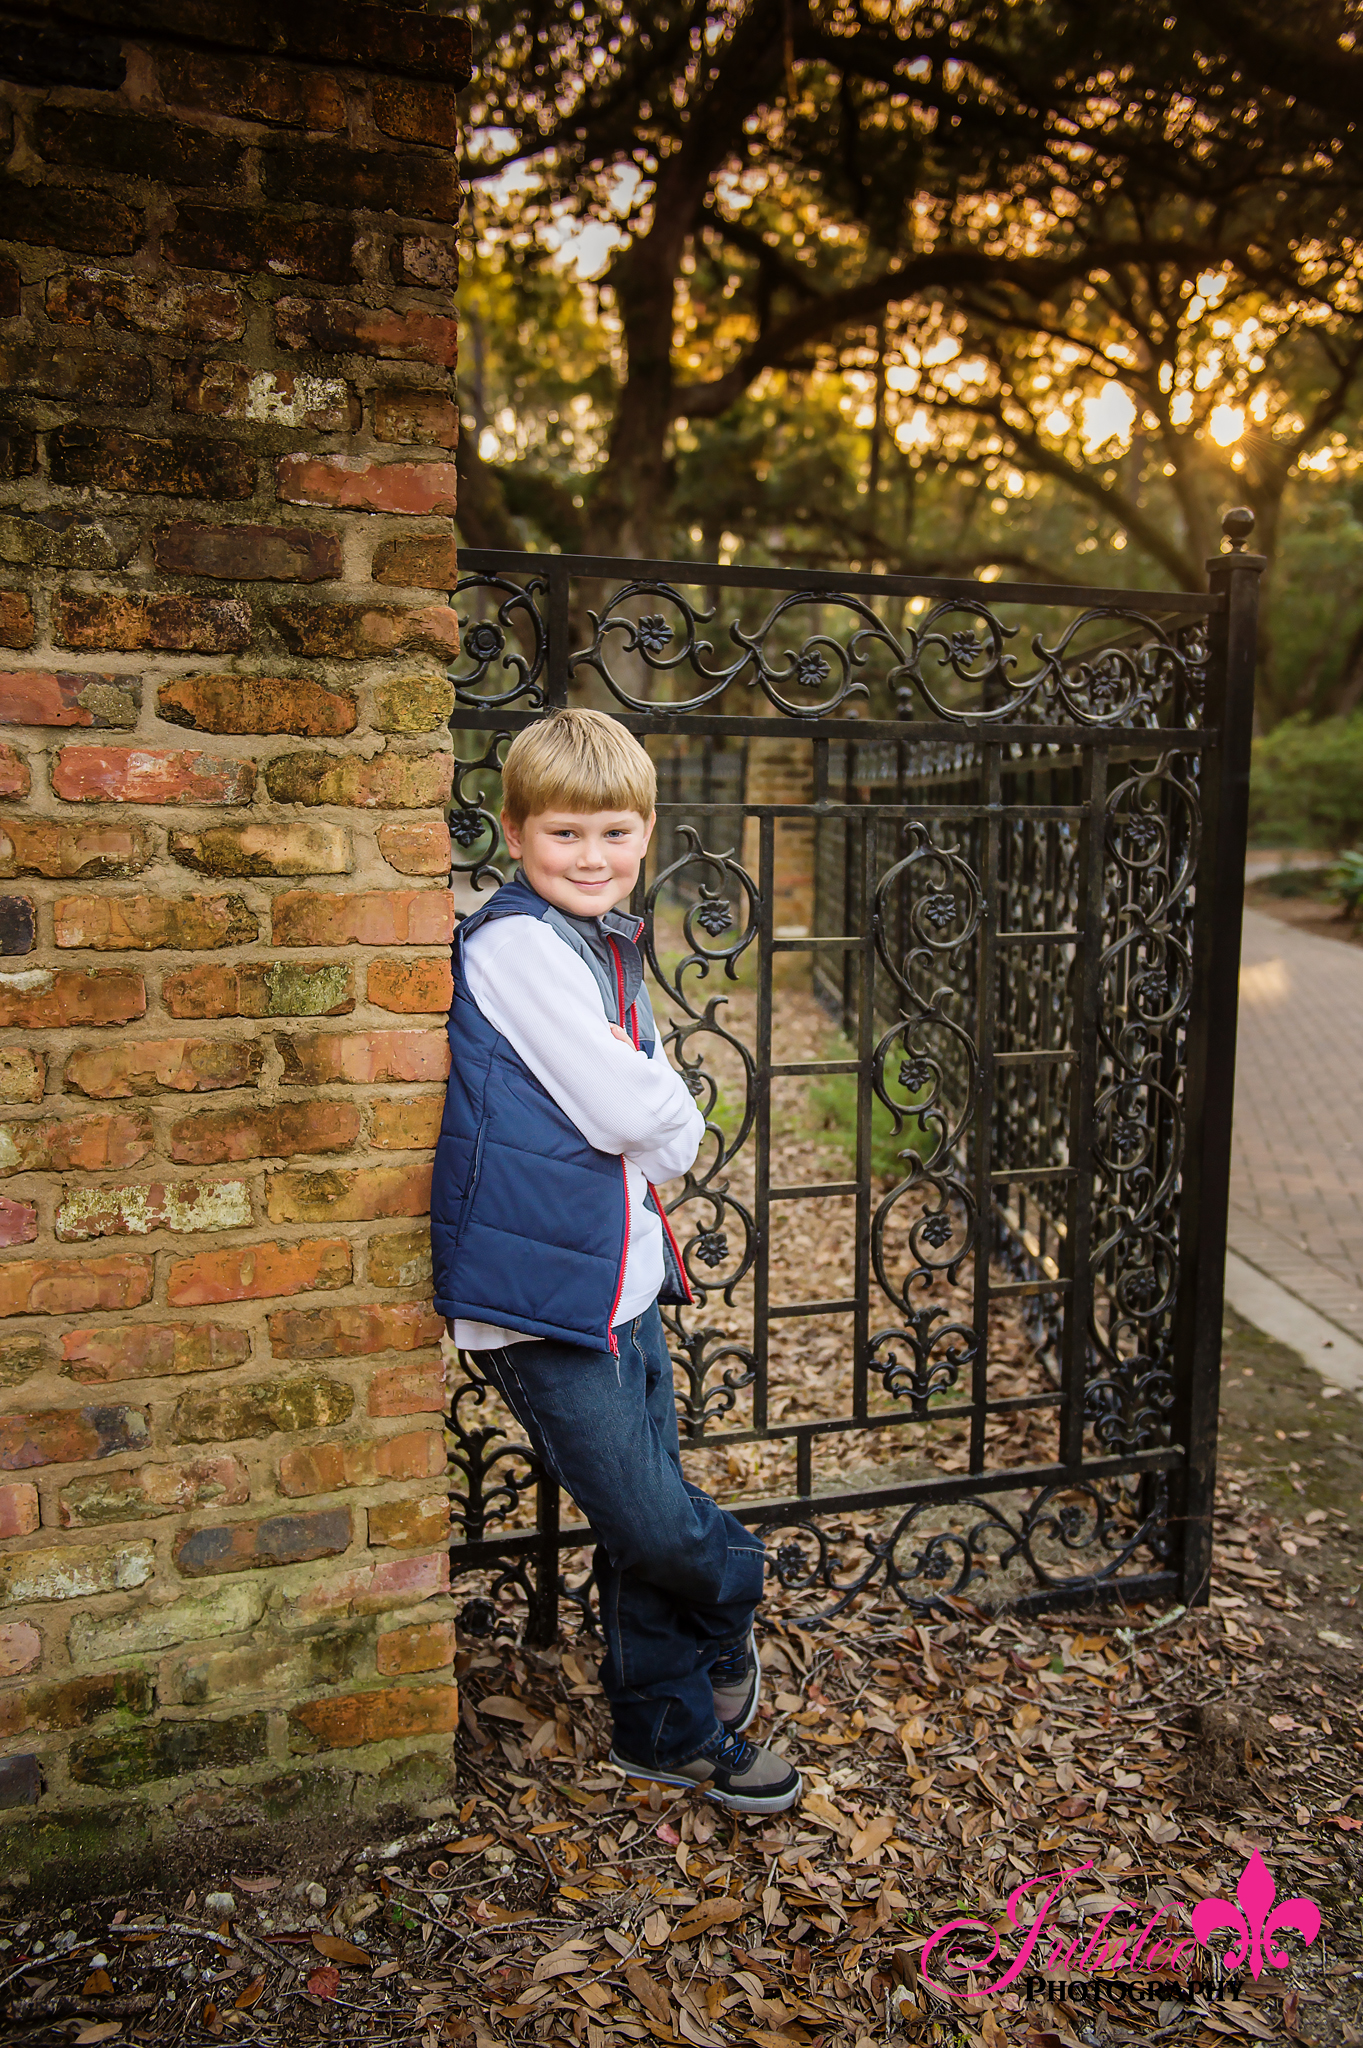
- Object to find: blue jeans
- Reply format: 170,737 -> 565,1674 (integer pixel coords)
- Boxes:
480,1303 -> 765,1767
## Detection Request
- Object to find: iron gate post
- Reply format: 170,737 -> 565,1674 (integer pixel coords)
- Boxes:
1170,510 -> 1265,1606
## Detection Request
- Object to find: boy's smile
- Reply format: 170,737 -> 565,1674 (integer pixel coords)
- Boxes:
502,806 -> 655,919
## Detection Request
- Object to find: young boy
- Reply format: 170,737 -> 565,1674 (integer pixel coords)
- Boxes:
433,708 -> 800,1813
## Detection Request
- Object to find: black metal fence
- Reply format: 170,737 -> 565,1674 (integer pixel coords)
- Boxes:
444,523 -> 1261,1639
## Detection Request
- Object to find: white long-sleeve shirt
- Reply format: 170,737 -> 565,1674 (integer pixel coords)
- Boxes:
451,914 -> 704,1351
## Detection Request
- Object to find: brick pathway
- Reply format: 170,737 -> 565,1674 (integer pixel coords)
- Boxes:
1228,908 -> 1363,1343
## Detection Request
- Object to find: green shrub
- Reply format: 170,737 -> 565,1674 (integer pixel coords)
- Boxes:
1329,848 -> 1363,918
1248,712 -> 1363,848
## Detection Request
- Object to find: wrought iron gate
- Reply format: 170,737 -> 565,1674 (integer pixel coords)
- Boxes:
444,515 -> 1261,1640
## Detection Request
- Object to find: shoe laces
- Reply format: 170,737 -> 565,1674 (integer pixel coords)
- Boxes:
702,1725 -> 756,1772
710,1636 -> 750,1685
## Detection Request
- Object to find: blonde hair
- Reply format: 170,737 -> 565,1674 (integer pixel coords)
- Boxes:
501,708 -> 656,827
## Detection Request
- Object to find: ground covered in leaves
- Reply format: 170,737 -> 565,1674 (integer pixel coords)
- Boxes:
3,1308 -> 1361,2048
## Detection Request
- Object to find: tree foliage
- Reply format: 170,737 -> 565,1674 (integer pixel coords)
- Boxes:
459,0 -> 1363,720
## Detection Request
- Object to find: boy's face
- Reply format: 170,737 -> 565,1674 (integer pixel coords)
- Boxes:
503,807 -> 655,918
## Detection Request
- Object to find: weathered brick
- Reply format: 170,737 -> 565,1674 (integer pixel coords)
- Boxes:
174,1507 -> 350,1578
267,1162 -> 431,1225
0,1050 -> 43,1103
378,820 -> 450,876
367,958 -> 452,1014
0,1111 -> 151,1179
0,423 -> 38,481
268,1302 -> 442,1360
35,107 -> 242,187
367,1361 -> 444,1417
281,1547 -> 447,1624
0,591 -> 35,650
0,1755 -> 41,1807
54,892 -> 258,951
0,1481 -> 39,1536
65,1036 -> 259,1099
170,1100 -> 359,1165
276,1028 -> 447,1086
274,297 -> 458,368
0,1333 -> 51,1387
48,427 -> 256,501
174,1374 -> 353,1444
0,1668 -> 151,1738
373,388 -> 459,448
269,599 -> 459,660
56,1176 -> 253,1241
276,455 -> 457,515
0,815 -> 153,881
0,511 -> 140,574
367,1226 -> 432,1290
0,1538 -> 153,1608
156,49 -> 346,131
368,1494 -> 448,1550
394,234 -> 459,290
370,76 -> 462,146
170,359 -> 359,431
69,1580 -> 265,1661
69,1714 -> 266,1788
52,745 -> 256,805
372,675 -> 455,733
163,960 -> 354,1020
266,751 -> 454,813
0,1621 -> 41,1677
0,15 -> 123,92
0,745 -> 29,798
0,897 -> 35,956
0,1256 -> 153,1319
0,1195 -> 37,1245
167,1237 -> 351,1307
272,886 -> 453,943
0,1403 -> 149,1471
158,673 -> 354,735
289,1681 -> 456,1753
262,142 -> 461,222
0,256 -> 18,319
170,822 -> 351,879
152,522 -> 343,584
371,1097 -> 443,1150
166,205 -> 356,283
63,1322 -> 251,1384
60,1452 -> 249,1527
376,1616 -> 455,1676
53,591 -> 252,654
276,1427 -> 442,1497
0,342 -> 149,407
172,1629 -> 358,1706
0,967 -> 143,1031
0,671 -> 140,730
5,186 -> 142,256
48,270 -> 245,344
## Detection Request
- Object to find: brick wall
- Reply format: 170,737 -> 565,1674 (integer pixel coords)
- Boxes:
0,1 -> 468,1868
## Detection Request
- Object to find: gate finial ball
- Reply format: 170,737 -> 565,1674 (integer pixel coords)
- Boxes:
1221,505 -> 1256,550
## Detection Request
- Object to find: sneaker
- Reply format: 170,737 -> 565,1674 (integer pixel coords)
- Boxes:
609,1725 -> 801,1814
710,1627 -> 761,1734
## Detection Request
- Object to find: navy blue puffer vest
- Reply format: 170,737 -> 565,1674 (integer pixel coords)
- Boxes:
431,874 -> 691,1348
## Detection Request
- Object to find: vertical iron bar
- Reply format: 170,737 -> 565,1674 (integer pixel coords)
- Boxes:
968,745 -> 1001,1474
546,560 -> 571,708
1170,535 -> 1264,1604
526,1467 -> 560,1646
1059,745 -> 1110,1470
853,812 -> 876,1422
753,813 -> 775,1433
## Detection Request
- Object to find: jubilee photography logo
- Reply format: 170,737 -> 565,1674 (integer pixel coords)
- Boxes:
918,1850 -> 1322,2003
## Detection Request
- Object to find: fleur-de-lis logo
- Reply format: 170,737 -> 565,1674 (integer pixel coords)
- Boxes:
1191,1852 -> 1321,1980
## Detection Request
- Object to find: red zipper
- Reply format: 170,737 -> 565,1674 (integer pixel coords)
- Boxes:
610,939 -> 694,1313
